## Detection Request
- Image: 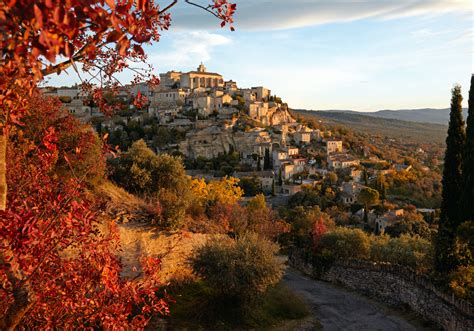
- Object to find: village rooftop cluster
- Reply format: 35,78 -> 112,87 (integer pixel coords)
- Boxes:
41,64 -> 434,234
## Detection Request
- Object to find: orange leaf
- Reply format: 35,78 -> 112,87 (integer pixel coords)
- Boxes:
105,0 -> 116,10
34,4 -> 43,28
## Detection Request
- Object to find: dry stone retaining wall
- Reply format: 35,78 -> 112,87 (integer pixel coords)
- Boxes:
289,252 -> 473,330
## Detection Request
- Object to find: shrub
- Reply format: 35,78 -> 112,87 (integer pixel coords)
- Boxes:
158,189 -> 187,229
449,266 -> 474,302
312,248 -> 336,277
239,176 -> 262,196
190,233 -> 284,300
315,227 -> 434,273
318,227 -> 370,259
286,206 -> 335,248
109,139 -> 189,196
22,96 -> 106,184
370,234 -> 433,272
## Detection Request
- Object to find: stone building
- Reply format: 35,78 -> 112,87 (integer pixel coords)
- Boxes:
251,86 -> 271,101
328,153 -> 360,169
159,71 -> 182,89
327,140 -> 343,154
152,89 -> 188,107
158,64 -> 224,90
294,131 -> 311,145
180,63 -> 224,90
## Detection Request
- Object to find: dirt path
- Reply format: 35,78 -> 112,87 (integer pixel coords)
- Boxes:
283,268 -> 426,331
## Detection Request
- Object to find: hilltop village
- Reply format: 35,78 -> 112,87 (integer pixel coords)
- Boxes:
42,64 -> 439,234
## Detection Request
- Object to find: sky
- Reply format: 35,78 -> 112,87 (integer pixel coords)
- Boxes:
47,0 -> 473,112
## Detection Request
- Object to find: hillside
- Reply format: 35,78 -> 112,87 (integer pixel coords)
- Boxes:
308,108 -> 468,125
292,109 -> 447,144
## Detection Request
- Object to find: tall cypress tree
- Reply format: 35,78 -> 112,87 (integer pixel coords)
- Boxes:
462,75 -> 474,221
435,85 -> 465,273
263,148 -> 271,170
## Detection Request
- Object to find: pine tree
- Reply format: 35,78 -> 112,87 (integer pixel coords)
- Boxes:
435,85 -> 466,273
462,75 -> 474,221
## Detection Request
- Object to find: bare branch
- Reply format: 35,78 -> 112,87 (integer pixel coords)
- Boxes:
184,0 -> 220,18
158,0 -> 178,15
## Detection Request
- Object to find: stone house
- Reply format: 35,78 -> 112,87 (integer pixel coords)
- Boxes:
291,157 -> 308,173
251,86 -> 271,101
248,102 -> 269,123
338,181 -> 368,205
272,149 -> 288,168
152,89 -> 188,107
281,184 -> 303,195
286,146 -> 299,156
294,131 -> 311,145
328,153 -> 360,169
326,140 -> 343,154
281,162 -> 295,180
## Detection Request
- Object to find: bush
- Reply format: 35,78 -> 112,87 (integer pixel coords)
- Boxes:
318,227 -> 370,259
158,189 -> 187,229
22,96 -> 105,184
239,176 -> 262,196
109,139 -> 189,196
315,227 -> 434,273
370,234 -> 433,272
190,233 -> 284,300
449,266 -> 473,302
312,248 -> 336,277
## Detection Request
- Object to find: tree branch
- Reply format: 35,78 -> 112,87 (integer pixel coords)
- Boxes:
158,0 -> 178,15
184,0 -> 220,18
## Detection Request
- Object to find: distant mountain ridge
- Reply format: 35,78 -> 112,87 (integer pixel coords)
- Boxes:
291,109 -> 448,144
306,108 -> 468,125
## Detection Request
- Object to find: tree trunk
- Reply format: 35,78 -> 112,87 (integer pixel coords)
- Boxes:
0,254 -> 32,330
0,132 -> 6,211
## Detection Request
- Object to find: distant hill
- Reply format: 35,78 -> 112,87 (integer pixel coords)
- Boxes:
313,108 -> 468,125
291,109 -> 448,145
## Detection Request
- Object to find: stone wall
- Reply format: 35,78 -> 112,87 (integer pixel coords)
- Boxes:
289,252 -> 473,330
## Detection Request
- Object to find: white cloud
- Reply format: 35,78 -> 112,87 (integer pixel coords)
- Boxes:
149,31 -> 231,68
410,28 -> 437,38
168,0 -> 471,31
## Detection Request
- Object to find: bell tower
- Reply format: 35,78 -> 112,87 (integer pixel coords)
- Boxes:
197,62 -> 206,72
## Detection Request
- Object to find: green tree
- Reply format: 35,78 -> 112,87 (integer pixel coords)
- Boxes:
375,174 -> 388,200
435,85 -> 466,273
462,75 -> 474,221
109,139 -> 191,228
327,172 -> 338,186
263,148 -> 271,170
357,188 -> 380,222
319,227 -> 370,260
385,213 -> 431,239
278,168 -> 283,186
239,176 -> 263,196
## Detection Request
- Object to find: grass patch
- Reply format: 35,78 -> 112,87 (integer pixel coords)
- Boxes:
164,280 -> 310,330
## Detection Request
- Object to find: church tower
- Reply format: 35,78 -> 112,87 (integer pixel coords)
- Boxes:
197,62 -> 207,72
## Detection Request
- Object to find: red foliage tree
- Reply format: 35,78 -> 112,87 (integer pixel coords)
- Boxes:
0,94 -> 169,329
311,217 -> 328,254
